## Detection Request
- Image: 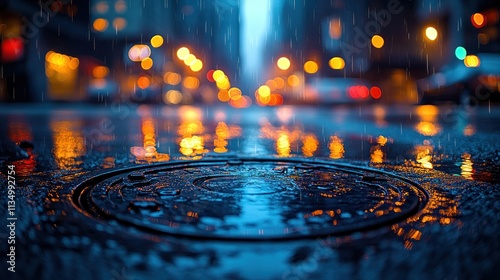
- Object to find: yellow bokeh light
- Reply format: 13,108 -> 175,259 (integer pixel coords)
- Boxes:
141,57 -> 153,70
371,146 -> 384,163
163,72 -> 181,85
212,70 -> 226,82
190,59 -> 203,72
180,136 -> 205,156
228,87 -> 242,100
304,61 -> 318,74
464,55 -> 480,67
287,75 -> 300,87
216,76 -> 231,90
92,66 -> 109,79
274,77 -> 285,89
329,57 -> 345,70
277,57 -> 291,70
258,85 -> 271,98
302,134 -> 318,157
184,54 -> 196,66
329,136 -> 345,159
371,35 -> 384,48
92,18 -> 108,32
183,76 -> 199,89
150,35 -> 164,48
425,27 -> 438,41
265,79 -> 278,91
217,90 -> 230,102
276,133 -> 291,157
176,47 -> 190,60
68,57 -> 79,70
163,90 -> 183,104
415,121 -> 441,136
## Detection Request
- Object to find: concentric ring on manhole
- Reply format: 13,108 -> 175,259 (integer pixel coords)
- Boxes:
72,157 -> 428,240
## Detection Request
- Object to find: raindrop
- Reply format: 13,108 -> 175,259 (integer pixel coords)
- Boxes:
156,188 -> 181,197
129,199 -> 161,215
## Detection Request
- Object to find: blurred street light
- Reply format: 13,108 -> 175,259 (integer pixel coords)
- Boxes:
425,27 -> 438,41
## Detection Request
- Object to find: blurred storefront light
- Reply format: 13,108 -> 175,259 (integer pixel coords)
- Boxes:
45,51 -> 80,100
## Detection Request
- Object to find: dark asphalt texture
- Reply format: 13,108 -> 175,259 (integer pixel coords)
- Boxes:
0,103 -> 499,280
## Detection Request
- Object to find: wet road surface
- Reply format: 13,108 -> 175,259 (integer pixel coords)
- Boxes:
1,103 -> 499,279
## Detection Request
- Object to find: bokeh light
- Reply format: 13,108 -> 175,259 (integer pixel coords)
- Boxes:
112,18 -> 126,31
455,46 -> 467,60
190,59 -> 203,72
303,61 -> 318,74
163,72 -> 181,85
218,89 -> 230,102
329,57 -> 345,70
274,77 -> 285,89
163,90 -> 183,104
137,76 -> 150,89
92,66 -> 109,79
184,54 -> 196,66
128,44 -> 151,62
228,87 -> 242,100
471,13 -> 486,28
183,76 -> 200,89
277,57 -> 291,70
212,70 -> 226,82
370,86 -> 382,99
92,18 -> 108,32
176,47 -> 190,60
150,35 -> 164,48
425,27 -> 438,41
141,57 -> 153,70
258,85 -> 271,98
464,55 -> 480,67
371,35 -> 384,48
287,75 -> 300,87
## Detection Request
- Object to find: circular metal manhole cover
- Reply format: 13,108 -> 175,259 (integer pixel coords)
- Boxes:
72,157 -> 428,240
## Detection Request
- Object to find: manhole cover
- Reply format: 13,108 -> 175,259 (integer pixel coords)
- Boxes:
72,157 -> 428,240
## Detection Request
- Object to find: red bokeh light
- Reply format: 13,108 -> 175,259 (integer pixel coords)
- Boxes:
370,86 -> 382,99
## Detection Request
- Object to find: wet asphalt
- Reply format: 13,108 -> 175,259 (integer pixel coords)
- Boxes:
0,102 -> 499,280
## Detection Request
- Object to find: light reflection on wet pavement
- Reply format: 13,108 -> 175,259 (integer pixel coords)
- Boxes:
1,103 -> 499,279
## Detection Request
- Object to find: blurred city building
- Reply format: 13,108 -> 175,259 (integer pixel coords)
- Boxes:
0,0 -> 498,104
